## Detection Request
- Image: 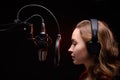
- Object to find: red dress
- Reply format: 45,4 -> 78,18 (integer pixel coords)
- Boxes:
79,70 -> 112,80
79,70 -> 88,80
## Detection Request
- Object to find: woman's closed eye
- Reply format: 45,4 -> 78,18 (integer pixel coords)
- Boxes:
72,40 -> 77,46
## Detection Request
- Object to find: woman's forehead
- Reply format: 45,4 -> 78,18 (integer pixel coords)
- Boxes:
71,28 -> 81,41
72,28 -> 80,37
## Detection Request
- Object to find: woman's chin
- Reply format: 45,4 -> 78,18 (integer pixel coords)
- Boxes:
73,60 -> 81,65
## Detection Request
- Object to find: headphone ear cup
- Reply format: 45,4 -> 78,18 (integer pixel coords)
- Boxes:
86,41 -> 101,55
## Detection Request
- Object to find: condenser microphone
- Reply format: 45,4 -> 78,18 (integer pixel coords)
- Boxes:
15,4 -> 61,66
35,22 -> 49,61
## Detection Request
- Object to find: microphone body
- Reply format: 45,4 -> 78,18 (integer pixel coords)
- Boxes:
37,33 -> 48,61
34,23 -> 49,61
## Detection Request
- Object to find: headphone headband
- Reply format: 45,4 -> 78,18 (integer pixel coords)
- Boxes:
90,19 -> 98,43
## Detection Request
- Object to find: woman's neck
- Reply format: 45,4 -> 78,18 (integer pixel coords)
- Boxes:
84,59 -> 94,70
83,59 -> 95,80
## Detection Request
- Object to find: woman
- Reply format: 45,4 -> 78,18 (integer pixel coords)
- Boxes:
68,19 -> 120,80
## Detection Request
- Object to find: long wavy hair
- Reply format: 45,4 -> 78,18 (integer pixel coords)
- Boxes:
76,20 -> 120,80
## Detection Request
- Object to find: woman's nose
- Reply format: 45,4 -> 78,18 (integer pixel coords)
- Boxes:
68,46 -> 73,53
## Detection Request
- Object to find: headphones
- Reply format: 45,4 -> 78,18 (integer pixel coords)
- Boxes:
86,19 -> 101,55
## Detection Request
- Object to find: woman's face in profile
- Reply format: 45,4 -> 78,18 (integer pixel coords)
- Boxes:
68,28 -> 89,65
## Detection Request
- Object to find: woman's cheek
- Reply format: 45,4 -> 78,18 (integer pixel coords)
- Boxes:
74,45 -> 88,64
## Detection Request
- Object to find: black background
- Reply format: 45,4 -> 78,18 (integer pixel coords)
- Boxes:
0,0 -> 120,80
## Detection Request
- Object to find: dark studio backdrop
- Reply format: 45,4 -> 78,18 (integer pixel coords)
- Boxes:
0,0 -> 120,80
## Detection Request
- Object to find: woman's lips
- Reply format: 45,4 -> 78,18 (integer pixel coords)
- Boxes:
72,56 -> 75,60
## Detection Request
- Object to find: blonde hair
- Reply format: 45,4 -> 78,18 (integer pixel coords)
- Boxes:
76,20 -> 120,80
